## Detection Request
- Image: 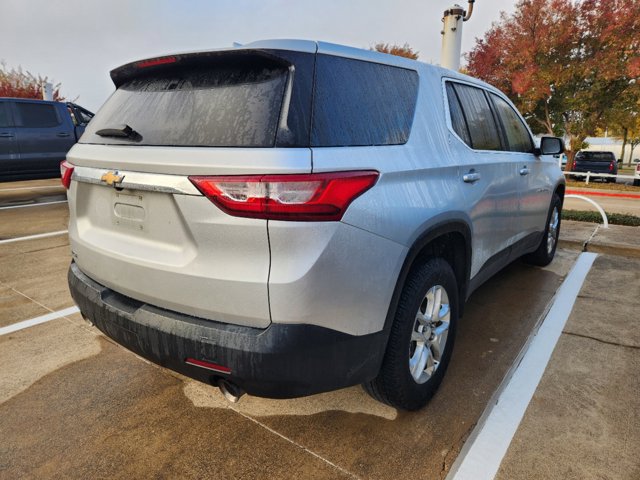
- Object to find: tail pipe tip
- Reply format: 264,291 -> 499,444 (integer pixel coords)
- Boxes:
218,379 -> 245,403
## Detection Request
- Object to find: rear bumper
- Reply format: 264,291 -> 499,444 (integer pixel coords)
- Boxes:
68,262 -> 386,398
571,167 -> 616,174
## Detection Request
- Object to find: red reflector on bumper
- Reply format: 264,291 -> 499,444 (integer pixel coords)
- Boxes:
185,357 -> 231,374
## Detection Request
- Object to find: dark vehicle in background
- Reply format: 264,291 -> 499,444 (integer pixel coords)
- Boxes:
570,150 -> 618,183
0,98 -> 93,182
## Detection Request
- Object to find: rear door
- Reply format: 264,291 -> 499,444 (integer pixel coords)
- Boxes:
14,100 -> 75,176
0,101 -> 19,177
445,81 -> 521,277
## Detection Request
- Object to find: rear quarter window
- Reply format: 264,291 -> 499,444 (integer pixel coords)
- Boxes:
311,55 -> 418,147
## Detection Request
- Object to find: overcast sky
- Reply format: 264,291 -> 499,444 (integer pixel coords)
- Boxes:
1,0 -> 516,111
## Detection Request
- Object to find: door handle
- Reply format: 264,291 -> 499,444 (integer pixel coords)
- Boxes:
57,132 -> 71,137
0,132 -> 14,138
463,171 -> 481,183
519,167 -> 529,176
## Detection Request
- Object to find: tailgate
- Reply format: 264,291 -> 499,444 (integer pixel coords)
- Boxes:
67,162 -> 273,328
65,47 -> 315,327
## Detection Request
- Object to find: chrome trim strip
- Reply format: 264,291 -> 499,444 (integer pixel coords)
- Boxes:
72,166 -> 201,195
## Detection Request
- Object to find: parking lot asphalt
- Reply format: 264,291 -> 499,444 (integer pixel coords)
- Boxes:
0,179 -> 638,479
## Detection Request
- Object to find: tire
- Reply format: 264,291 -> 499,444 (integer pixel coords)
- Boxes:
633,179 -> 640,187
524,194 -> 561,267
363,258 -> 458,411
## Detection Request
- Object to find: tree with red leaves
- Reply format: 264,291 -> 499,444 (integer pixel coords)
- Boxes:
372,43 -> 419,60
0,62 -> 64,101
466,0 -> 640,165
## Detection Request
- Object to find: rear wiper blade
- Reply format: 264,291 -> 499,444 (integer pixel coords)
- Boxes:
95,124 -> 137,138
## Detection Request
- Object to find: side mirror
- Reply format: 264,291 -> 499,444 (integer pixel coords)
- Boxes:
535,137 -> 564,156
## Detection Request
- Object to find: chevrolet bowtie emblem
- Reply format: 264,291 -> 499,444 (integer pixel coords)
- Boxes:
101,171 -> 124,186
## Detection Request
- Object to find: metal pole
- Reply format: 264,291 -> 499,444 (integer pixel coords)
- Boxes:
440,1 -> 475,71
42,82 -> 53,101
440,5 -> 465,70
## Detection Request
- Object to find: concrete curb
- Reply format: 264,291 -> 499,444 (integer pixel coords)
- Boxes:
560,220 -> 640,258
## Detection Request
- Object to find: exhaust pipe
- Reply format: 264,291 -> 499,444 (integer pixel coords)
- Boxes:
218,379 -> 245,403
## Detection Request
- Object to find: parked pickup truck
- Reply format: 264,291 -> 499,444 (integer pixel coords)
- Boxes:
0,97 -> 94,182
570,150 -> 618,183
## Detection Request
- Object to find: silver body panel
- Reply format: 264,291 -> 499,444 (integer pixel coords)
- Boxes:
66,39 -> 564,336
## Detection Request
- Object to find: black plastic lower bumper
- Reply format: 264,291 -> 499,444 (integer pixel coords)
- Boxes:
68,262 -> 386,398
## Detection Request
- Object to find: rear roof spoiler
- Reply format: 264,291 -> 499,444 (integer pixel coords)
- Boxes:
109,40 -> 319,88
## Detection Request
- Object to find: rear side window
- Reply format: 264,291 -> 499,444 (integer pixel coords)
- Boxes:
82,56 -> 290,147
576,152 -> 615,161
0,103 -> 13,128
16,103 -> 60,128
490,94 -> 533,153
447,82 -> 501,151
311,55 -> 418,147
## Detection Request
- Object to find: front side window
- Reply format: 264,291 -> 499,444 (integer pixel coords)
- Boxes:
448,82 -> 502,151
16,103 -> 60,128
311,55 -> 418,147
490,94 -> 533,153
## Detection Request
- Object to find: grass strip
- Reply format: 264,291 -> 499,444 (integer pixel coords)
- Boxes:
565,180 -> 640,192
562,209 -> 640,226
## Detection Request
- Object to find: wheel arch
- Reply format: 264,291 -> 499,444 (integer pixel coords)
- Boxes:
381,219 -> 472,342
554,181 -> 566,206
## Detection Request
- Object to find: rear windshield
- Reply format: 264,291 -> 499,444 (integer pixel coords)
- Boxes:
576,152 -> 615,161
81,51 -> 419,149
81,57 -> 288,147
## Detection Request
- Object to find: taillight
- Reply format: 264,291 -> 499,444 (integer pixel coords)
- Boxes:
60,160 -> 74,189
609,161 -> 614,172
189,171 -> 379,221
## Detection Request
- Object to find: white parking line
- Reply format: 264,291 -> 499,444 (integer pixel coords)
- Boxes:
0,230 -> 68,245
0,185 -> 63,192
0,306 -> 80,336
448,252 -> 598,480
0,200 -> 68,210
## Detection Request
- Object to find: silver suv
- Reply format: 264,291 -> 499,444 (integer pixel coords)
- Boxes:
65,40 -> 565,411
